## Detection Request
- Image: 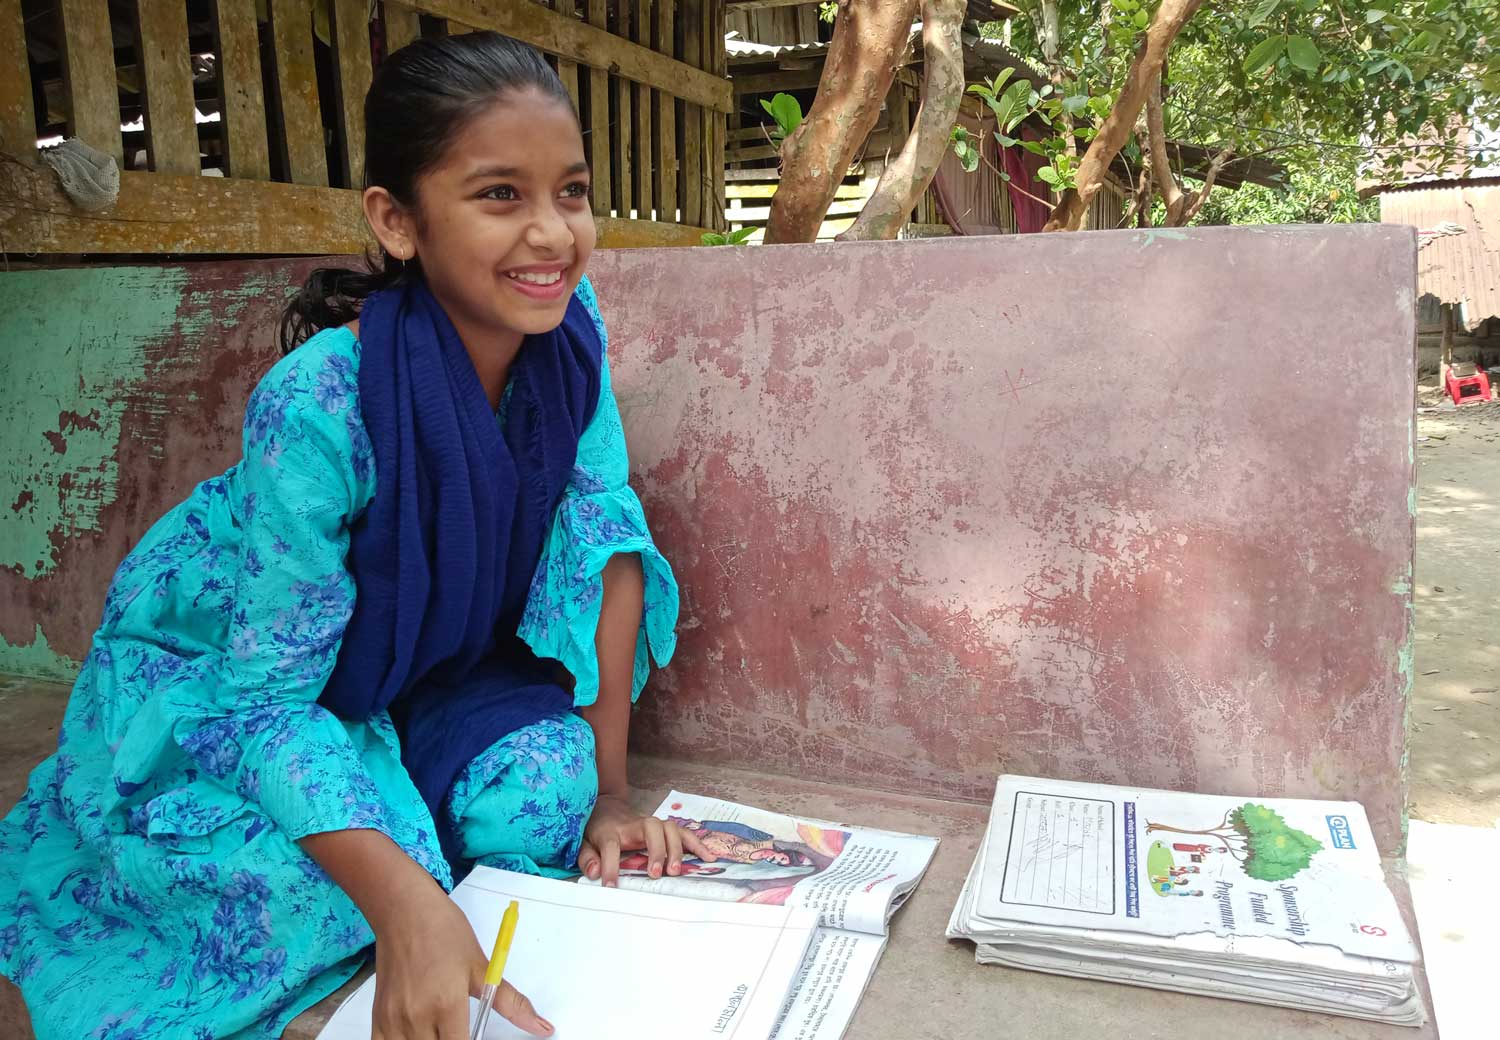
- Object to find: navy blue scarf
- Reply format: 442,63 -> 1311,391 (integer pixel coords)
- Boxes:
319,277 -> 602,822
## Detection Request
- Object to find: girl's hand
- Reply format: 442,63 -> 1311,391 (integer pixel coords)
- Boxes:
578,793 -> 716,887
370,879 -> 553,1040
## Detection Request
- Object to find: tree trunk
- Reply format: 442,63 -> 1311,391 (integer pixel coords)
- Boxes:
838,0 -> 965,241
764,0 -> 919,244
1043,0 -> 1206,232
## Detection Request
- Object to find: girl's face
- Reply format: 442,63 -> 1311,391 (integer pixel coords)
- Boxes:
404,88 -> 595,350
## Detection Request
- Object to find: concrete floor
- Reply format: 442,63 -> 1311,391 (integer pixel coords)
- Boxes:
1410,396 -> 1500,828
0,679 -> 1434,1040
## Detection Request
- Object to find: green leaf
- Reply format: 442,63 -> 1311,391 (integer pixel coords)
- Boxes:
701,232 -> 727,246
1411,30 -> 1434,50
1061,94 -> 1090,114
1243,36 -> 1286,74
727,227 -> 757,245
1286,35 -> 1321,71
760,93 -> 803,143
999,171 -> 1012,182
1036,166 -> 1061,186
1365,8 -> 1387,22
1020,139 -> 1049,156
1248,0 -> 1280,28
994,132 -> 1019,148
1133,9 -> 1149,28
1000,79 -> 1033,132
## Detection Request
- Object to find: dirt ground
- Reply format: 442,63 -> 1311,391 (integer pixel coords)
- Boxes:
1410,389 -> 1500,828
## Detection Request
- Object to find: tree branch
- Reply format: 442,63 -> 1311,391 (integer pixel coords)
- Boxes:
1042,0 -> 1207,232
1146,72 -> 1187,223
839,0 -> 966,241
765,0 -> 920,244
1178,144 -> 1235,224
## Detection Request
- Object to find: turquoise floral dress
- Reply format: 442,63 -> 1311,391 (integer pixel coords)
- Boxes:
0,279 -> 677,1039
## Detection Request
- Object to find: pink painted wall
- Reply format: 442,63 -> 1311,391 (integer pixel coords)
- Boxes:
589,227 -> 1417,850
0,227 -> 1417,849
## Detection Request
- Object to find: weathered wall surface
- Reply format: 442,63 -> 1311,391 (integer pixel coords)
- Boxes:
0,227 -> 1417,848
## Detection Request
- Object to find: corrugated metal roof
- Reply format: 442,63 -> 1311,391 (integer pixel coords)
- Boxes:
1380,180 -> 1500,329
727,24 -> 1038,83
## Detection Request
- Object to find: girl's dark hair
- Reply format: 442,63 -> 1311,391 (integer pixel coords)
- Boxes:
278,32 -> 575,353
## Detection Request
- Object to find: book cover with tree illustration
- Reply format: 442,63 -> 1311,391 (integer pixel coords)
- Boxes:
973,776 -> 1415,962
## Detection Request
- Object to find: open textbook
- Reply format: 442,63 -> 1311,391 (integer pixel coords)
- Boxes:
318,793 -> 937,1040
948,775 -> 1424,1025
581,792 -> 939,1040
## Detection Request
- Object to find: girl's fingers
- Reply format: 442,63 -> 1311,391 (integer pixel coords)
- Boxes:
677,824 -> 718,862
664,821 -> 684,875
643,817 -> 668,878
495,981 -> 555,1037
601,836 -> 622,887
577,839 -> 601,880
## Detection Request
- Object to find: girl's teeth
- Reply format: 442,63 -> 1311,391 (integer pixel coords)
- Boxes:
511,271 -> 561,285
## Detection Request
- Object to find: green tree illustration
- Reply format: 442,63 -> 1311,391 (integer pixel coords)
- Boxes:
1146,803 -> 1323,882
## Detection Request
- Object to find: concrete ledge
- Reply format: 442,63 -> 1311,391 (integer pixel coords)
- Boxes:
0,679 -> 1432,1040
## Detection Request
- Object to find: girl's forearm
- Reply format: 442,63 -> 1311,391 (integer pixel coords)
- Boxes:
580,552 -> 644,798
299,828 -> 440,934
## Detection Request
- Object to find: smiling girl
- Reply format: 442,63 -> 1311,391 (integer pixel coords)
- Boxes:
0,32 -> 709,1040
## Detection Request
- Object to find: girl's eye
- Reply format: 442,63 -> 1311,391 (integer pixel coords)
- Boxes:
561,182 -> 590,199
479,185 -> 518,201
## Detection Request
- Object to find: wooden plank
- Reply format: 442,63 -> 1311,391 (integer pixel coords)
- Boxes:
57,0 -> 122,165
797,4 -> 819,40
213,0 -> 271,179
726,142 -> 779,164
732,68 -> 824,95
414,0 -> 731,113
632,0 -> 652,220
331,0 -> 374,188
583,0 -> 610,215
135,0 -> 200,175
773,7 -> 796,43
727,182 -> 865,200
269,0 -> 330,186
0,162 -> 710,253
681,1 -> 702,226
0,0 -> 37,160
708,0 -> 725,231
595,215 -> 711,248
725,199 -> 865,223
728,0 -> 830,9
385,1 -> 422,52
655,0 -> 677,222
729,126 -> 773,144
551,0 -> 580,108
611,2 -> 631,216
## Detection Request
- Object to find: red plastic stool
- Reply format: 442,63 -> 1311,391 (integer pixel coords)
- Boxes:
1446,363 -> 1492,406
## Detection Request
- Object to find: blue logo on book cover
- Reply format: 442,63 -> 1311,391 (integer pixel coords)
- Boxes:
1326,814 -> 1356,849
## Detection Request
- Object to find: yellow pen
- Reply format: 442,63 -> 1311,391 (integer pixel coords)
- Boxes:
470,900 -> 520,1040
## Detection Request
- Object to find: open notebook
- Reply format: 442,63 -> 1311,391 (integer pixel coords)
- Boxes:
317,866 -> 818,1039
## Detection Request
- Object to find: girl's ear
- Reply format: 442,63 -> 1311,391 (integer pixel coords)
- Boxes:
363,186 -> 418,261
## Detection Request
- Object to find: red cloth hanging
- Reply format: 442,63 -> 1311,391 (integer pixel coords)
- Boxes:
998,130 -> 1049,234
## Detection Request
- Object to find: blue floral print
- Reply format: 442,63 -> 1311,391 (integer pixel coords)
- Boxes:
0,279 -> 677,1039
